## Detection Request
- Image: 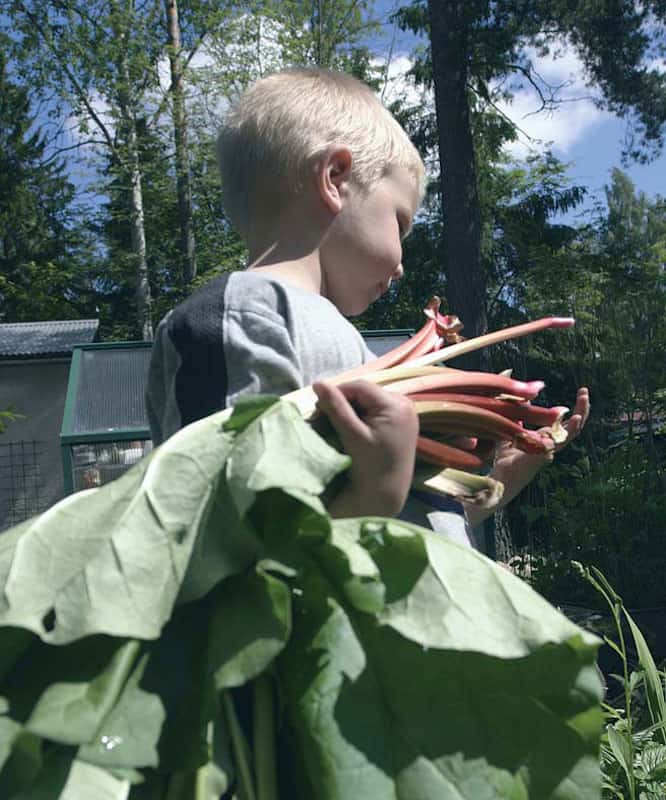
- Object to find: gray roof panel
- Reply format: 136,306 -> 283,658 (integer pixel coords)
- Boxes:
0,320 -> 99,358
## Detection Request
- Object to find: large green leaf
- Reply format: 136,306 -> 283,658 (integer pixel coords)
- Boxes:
0,415 -> 239,643
208,565 -> 292,690
623,609 -> 666,744
278,517 -> 603,799
0,399 -> 603,797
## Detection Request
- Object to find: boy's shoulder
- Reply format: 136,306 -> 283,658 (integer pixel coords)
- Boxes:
164,270 -> 354,349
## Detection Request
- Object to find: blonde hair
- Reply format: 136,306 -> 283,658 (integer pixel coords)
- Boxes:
217,68 -> 425,238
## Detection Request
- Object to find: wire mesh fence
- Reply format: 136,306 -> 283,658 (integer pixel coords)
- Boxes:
0,440 -> 48,530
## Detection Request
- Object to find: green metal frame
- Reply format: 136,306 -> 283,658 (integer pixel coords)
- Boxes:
361,328 -> 414,338
60,341 -> 152,494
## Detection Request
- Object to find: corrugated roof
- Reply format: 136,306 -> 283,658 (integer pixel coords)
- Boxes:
0,319 -> 99,359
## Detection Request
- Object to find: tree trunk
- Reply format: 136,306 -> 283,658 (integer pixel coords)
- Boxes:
427,0 -> 486,368
118,46 -> 153,341
165,0 -> 197,285
128,142 -> 153,341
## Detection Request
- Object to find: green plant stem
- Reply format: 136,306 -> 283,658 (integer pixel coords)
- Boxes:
612,600 -> 636,800
222,690 -> 257,800
253,674 -> 278,800
581,565 -> 636,800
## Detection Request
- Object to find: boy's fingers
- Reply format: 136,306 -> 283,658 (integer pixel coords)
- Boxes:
565,414 -> 582,439
574,388 -> 590,426
313,381 -> 369,443
333,380 -> 392,410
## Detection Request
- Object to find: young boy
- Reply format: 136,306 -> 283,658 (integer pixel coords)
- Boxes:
147,67 -> 423,520
147,67 -> 589,539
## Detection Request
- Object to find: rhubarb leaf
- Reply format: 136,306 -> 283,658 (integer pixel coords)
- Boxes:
208,565 -> 291,690
278,517 -> 603,800
0,398 -> 603,798
0,414 -> 239,643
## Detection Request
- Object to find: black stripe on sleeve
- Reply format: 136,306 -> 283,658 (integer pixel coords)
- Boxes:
167,272 -> 232,427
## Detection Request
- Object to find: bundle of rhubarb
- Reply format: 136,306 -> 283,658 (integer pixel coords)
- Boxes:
285,298 -> 574,509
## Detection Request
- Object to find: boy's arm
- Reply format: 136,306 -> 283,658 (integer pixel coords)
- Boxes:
312,381 -> 418,519
465,387 -> 590,527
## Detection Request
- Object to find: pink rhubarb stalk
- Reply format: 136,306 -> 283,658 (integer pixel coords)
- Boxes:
414,400 -> 551,455
416,436 -> 486,471
408,392 -> 569,428
385,372 -> 546,401
406,317 -> 575,369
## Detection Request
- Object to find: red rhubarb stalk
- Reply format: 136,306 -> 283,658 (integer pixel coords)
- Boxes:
406,317 -> 575,369
416,436 -> 486,471
408,392 -> 569,428
414,400 -> 550,454
385,373 -> 546,401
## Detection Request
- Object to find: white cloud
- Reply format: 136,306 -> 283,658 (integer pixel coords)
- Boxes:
373,42 -> 611,162
372,53 -> 427,108
63,91 -> 114,149
648,56 -> 666,74
496,41 -> 610,158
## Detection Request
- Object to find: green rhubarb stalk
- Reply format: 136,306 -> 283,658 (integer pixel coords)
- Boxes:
222,690 -> 257,800
253,674 -> 278,800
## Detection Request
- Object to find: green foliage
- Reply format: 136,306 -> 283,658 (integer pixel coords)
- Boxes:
510,440 -> 666,610
0,398 -> 604,797
495,171 -> 666,608
395,0 -> 666,162
574,563 -> 666,799
0,45 -> 94,322
267,0 -> 380,70
0,410 -> 21,434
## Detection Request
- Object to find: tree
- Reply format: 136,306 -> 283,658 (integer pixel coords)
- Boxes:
4,0 -> 168,338
0,47 -> 93,322
397,0 -> 666,351
489,170 -> 666,602
271,0 -> 379,70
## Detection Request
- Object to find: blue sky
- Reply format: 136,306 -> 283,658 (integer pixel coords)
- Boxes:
371,0 -> 665,215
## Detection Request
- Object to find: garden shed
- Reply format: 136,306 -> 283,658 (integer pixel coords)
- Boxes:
60,342 -> 153,493
0,319 -> 99,530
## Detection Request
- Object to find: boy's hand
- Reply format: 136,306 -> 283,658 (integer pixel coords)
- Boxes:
548,386 -> 590,456
313,380 -> 418,518
465,386 -> 591,526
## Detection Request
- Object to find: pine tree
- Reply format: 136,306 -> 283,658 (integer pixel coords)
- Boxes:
0,48 -> 92,322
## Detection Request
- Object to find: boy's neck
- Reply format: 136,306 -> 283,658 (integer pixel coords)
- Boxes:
247,244 -> 323,296
245,196 -> 329,296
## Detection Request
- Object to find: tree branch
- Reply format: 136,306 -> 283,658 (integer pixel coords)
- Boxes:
41,140 -> 110,165
17,1 -> 118,158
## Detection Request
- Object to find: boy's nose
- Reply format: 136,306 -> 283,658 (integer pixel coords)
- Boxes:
393,263 -> 404,281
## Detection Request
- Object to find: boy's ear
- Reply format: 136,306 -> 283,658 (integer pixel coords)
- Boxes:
315,145 -> 353,215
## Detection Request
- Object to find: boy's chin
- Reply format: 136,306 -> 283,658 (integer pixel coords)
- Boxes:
336,284 -> 382,316
343,297 -> 373,317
